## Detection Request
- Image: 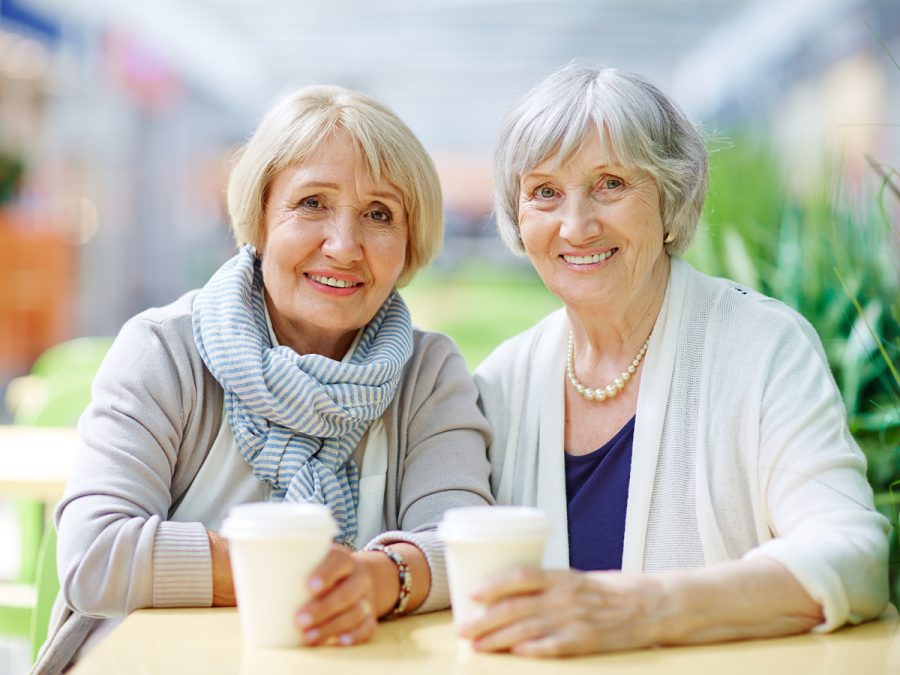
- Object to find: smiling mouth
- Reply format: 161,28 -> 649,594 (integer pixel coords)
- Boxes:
561,249 -> 617,265
305,273 -> 363,289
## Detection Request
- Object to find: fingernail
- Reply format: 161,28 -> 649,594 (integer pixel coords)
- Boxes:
339,634 -> 353,646
304,629 -> 320,643
296,612 -> 312,626
308,576 -> 324,591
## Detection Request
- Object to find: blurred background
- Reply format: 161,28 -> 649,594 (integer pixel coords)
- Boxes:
0,0 -> 898,670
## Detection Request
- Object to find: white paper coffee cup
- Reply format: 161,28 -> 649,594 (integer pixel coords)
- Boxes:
438,506 -> 549,629
221,502 -> 337,648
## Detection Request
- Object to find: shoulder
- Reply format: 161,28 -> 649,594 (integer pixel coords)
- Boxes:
123,290 -> 199,340
98,290 -> 209,398
114,291 -> 201,360
390,328 -> 489,435
409,328 -> 463,360
680,261 -> 824,359
401,328 -> 471,391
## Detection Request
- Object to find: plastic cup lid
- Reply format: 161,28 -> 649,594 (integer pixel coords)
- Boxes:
220,501 -> 338,539
437,505 -> 549,541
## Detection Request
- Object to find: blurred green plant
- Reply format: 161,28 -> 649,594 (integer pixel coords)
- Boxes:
401,261 -> 561,370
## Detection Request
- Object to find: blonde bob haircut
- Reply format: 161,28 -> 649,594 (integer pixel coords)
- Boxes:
227,84 -> 443,286
494,62 -> 708,257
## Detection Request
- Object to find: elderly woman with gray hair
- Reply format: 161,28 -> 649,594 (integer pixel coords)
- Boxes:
467,62 -> 889,657
34,85 -> 493,674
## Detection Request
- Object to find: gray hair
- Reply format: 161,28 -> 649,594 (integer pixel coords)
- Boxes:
227,84 -> 443,286
494,62 -> 708,256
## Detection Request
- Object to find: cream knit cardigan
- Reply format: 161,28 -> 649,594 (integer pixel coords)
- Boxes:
474,257 -> 889,632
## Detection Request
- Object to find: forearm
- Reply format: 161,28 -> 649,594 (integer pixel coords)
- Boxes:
357,543 -> 431,617
58,494 -> 212,614
653,556 -> 824,645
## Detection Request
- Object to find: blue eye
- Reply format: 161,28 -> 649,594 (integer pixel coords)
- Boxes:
367,206 -> 393,222
299,196 -> 323,209
536,186 -> 558,199
603,178 -> 623,190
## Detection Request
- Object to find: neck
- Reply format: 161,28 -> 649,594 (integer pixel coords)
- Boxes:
265,294 -> 357,360
567,255 -> 670,361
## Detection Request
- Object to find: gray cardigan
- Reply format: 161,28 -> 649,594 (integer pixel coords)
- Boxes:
33,290 -> 493,674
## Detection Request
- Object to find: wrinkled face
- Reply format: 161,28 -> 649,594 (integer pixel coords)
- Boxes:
517,126 -> 669,313
260,130 -> 408,354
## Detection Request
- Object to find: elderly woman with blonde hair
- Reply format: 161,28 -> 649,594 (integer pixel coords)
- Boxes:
467,62 -> 888,657
34,85 -> 493,674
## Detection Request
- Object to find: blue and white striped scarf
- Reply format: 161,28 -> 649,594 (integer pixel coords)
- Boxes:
192,246 -> 413,545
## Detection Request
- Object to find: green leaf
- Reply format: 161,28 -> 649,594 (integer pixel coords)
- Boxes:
721,228 -> 761,291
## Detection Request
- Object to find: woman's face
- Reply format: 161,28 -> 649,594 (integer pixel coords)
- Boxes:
517,127 -> 669,314
260,130 -> 408,356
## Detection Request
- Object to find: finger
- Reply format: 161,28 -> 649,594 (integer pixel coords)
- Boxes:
303,599 -> 376,646
461,593 -> 543,640
511,631 -> 598,659
472,567 -> 552,604
306,545 -> 354,598
511,636 -> 567,658
298,570 -> 368,628
471,615 -> 551,653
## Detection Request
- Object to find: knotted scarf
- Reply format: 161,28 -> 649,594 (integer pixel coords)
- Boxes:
192,246 -> 413,545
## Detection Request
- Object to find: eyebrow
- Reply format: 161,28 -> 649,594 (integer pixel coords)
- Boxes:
522,164 -> 622,181
369,190 -> 404,204
292,180 -> 340,192
290,181 -> 403,204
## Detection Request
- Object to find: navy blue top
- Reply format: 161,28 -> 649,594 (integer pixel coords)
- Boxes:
564,416 -> 635,571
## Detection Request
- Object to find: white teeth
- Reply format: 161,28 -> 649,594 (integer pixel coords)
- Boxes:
563,250 -> 614,265
308,274 -> 360,288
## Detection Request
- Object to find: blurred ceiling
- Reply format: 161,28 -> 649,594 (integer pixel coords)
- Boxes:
16,0 -> 892,152
19,0 -> 752,145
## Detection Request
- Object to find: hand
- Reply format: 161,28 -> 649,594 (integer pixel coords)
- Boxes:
294,544 -> 379,647
459,567 -> 667,657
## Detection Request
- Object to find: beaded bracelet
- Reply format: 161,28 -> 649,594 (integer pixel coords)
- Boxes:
367,544 -> 412,619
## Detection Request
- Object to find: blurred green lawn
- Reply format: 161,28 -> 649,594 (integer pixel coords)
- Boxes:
401,263 -> 561,370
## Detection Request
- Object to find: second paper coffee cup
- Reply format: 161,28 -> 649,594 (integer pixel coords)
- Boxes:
438,506 -> 549,629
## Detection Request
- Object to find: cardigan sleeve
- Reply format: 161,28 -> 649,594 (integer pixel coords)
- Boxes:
365,332 -> 494,612
56,312 -> 213,617
744,309 -> 890,631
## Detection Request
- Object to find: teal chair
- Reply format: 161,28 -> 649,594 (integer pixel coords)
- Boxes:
0,337 -> 111,660
13,374 -> 95,428
28,337 -> 114,382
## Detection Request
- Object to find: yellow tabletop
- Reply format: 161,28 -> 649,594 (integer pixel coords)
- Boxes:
71,606 -> 900,675
0,424 -> 78,502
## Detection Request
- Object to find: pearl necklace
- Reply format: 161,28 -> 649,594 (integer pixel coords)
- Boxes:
566,331 -> 650,402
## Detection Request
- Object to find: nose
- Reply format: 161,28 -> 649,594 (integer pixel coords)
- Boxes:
559,192 -> 601,244
322,207 -> 363,265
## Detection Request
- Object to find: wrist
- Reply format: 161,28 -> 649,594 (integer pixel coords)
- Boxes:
652,568 -> 730,645
207,530 -> 236,607
356,550 -> 400,617
650,571 -> 688,644
365,544 -> 412,619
